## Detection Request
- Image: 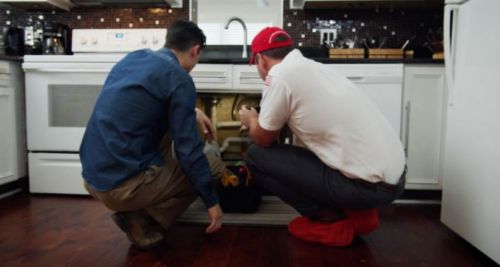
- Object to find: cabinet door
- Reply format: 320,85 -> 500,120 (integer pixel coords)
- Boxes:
190,64 -> 232,91
403,65 -> 446,190
329,64 -> 404,137
0,85 -> 15,185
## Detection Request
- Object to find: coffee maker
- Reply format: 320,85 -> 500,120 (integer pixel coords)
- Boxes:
0,26 -> 25,56
42,22 -> 72,55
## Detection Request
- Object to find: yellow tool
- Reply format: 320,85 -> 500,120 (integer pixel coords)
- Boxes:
221,169 -> 239,187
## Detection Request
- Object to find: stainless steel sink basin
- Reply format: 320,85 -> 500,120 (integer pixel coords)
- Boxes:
200,45 -> 251,62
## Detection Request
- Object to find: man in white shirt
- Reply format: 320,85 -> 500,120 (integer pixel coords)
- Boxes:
239,27 -> 406,247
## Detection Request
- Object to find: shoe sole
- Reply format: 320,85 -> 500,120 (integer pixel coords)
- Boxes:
111,213 -> 164,250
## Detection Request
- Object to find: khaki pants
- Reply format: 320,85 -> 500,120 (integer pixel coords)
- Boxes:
85,134 -> 225,231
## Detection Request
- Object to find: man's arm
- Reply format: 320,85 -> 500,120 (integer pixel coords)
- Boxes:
195,108 -> 217,142
239,105 -> 280,147
193,108 -> 222,233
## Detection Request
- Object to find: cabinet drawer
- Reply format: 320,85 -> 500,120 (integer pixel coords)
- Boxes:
0,73 -> 10,88
0,61 -> 11,88
191,64 -> 232,91
232,65 -> 263,92
29,153 -> 88,195
0,61 -> 10,74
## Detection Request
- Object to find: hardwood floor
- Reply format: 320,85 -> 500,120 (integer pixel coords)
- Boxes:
0,193 -> 497,267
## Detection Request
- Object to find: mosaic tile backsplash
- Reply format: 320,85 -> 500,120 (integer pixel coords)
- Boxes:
1,0 -> 443,52
282,0 -> 443,51
0,1 -> 190,30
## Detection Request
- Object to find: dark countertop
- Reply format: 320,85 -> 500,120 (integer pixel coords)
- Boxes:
6,53 -> 443,65
0,55 -> 23,62
311,58 -> 444,64
199,57 -> 444,64
198,45 -> 444,64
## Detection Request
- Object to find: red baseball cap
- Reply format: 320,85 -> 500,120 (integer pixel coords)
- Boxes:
250,27 -> 293,65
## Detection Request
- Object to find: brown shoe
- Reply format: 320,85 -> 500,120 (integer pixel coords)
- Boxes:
111,211 -> 165,249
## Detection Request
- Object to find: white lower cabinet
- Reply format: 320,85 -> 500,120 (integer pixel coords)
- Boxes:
29,153 -> 87,195
22,63 -> 445,195
192,64 -> 263,93
0,82 -> 15,185
0,60 -> 27,186
331,64 -> 404,136
402,65 -> 446,190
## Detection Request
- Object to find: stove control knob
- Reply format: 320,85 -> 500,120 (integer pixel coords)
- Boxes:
152,36 -> 159,45
80,37 -> 88,45
141,36 -> 148,45
91,37 -> 98,45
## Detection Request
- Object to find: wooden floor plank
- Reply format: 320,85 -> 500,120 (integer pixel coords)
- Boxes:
0,193 -> 498,267
227,227 -> 264,267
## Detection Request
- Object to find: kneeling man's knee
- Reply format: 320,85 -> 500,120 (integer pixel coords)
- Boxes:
245,144 -> 264,166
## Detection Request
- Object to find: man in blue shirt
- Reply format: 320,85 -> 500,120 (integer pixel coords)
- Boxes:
80,20 -> 224,249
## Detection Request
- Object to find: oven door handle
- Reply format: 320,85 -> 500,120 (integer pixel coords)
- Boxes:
23,68 -> 111,73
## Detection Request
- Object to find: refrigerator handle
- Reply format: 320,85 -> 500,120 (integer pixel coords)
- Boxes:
404,101 -> 411,158
444,4 -> 459,106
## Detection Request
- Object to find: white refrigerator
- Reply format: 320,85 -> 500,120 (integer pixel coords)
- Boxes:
441,0 -> 500,264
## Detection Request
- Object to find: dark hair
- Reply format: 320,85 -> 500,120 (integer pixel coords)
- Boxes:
257,35 -> 293,62
165,20 -> 206,52
259,46 -> 293,61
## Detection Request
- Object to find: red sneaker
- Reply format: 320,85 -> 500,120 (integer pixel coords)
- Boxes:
288,216 -> 354,247
343,208 -> 379,235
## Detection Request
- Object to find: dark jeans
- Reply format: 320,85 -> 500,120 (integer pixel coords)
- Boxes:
245,144 -> 405,217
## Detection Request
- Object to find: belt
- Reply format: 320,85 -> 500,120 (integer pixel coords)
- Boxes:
353,167 -> 407,192
377,175 -> 405,191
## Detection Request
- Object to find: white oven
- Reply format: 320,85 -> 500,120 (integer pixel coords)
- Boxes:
23,56 -> 120,152
24,29 -> 166,194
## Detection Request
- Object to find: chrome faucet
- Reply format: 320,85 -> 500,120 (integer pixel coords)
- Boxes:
224,17 -> 248,59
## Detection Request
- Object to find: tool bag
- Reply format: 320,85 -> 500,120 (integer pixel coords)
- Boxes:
216,161 -> 262,213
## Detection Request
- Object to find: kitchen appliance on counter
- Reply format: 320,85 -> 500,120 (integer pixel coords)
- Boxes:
42,22 -> 71,55
23,28 -> 167,194
441,0 -> 500,264
24,25 -> 44,55
0,26 -> 25,56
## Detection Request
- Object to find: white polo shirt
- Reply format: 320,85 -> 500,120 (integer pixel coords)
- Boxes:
258,49 -> 406,184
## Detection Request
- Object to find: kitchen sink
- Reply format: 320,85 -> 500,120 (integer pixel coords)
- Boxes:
200,45 -> 251,62
199,45 -> 329,62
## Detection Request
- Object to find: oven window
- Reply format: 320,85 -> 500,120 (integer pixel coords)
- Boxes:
48,85 -> 102,127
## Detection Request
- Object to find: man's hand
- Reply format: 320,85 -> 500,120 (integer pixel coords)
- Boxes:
238,105 -> 280,147
195,108 -> 217,142
238,105 -> 259,132
206,203 -> 223,234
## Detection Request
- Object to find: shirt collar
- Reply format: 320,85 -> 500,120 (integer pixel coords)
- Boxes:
157,48 -> 180,64
268,49 -> 303,75
282,49 -> 303,64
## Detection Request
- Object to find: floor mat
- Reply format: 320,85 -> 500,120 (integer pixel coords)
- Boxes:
178,196 -> 298,226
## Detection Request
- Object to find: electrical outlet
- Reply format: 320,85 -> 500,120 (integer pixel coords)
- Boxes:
320,29 -> 337,46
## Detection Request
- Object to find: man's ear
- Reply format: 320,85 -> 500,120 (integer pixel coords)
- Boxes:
191,45 -> 201,57
259,54 -> 269,69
